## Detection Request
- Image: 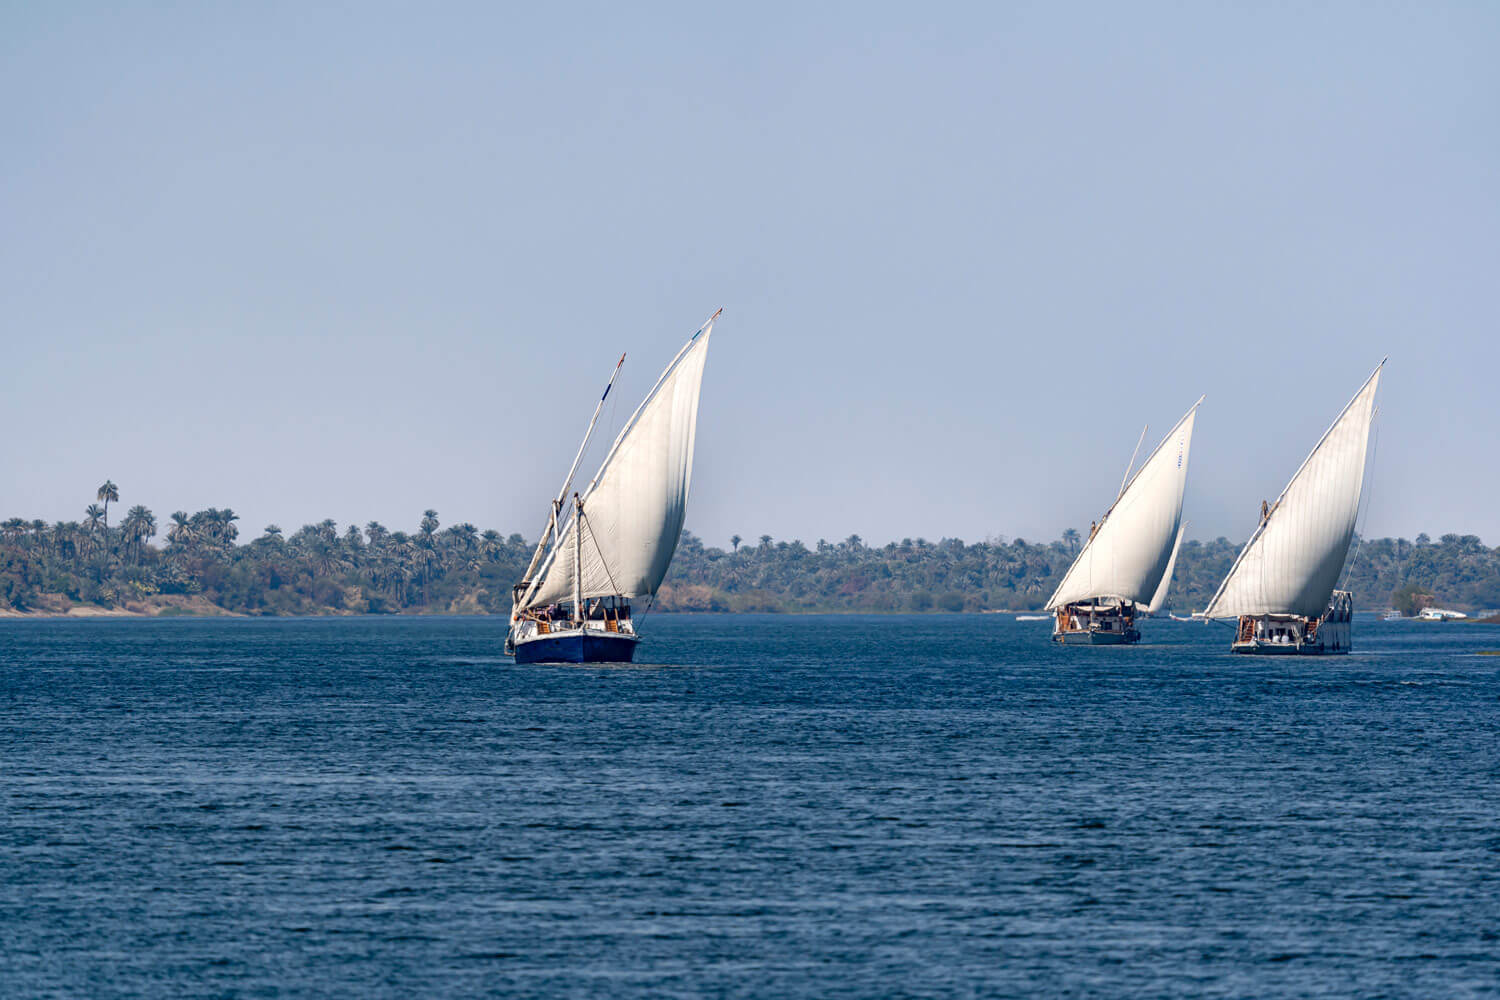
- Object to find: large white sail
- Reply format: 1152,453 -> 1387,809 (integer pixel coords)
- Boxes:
1045,400 -> 1201,610
1203,363 -> 1382,620
1145,521 -> 1186,614
518,315 -> 716,611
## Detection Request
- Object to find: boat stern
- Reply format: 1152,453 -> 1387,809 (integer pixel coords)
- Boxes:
1231,592 -> 1352,655
1051,601 -> 1142,645
512,626 -> 640,664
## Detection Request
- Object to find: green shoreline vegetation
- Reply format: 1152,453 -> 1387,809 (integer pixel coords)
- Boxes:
3,484 -> 1500,618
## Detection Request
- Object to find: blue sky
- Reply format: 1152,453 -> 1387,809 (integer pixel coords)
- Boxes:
2,2 -> 1496,548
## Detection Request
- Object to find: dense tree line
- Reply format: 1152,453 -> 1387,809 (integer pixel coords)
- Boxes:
657,531 -> 1500,615
2,485 -> 1498,615
0,484 -> 531,615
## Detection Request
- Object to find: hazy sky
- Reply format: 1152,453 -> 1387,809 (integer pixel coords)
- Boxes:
3,2 -> 1496,549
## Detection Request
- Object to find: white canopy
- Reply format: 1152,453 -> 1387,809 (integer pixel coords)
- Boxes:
1203,363 -> 1382,620
1045,399 -> 1201,610
518,315 -> 716,611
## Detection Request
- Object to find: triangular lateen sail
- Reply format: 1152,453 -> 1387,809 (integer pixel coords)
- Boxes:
517,314 -> 717,612
1045,398 -> 1201,610
1203,362 -> 1383,620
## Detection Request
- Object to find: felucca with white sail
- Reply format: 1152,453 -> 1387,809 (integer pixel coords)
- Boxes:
506,310 -> 720,663
1045,398 -> 1202,644
1201,362 -> 1383,655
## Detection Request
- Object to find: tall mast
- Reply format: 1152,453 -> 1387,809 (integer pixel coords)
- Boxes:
557,354 -> 627,512
572,494 -> 583,621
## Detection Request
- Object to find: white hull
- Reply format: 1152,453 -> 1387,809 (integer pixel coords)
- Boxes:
1051,602 -> 1142,645
1231,591 -> 1353,655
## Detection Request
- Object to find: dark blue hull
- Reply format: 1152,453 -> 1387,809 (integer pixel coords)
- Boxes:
512,631 -> 639,664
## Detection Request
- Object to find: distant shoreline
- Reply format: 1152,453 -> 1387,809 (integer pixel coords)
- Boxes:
5,603 -> 1496,623
4,500 -> 1497,619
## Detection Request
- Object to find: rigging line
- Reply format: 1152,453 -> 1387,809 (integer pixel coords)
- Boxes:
580,509 -> 624,599
1117,424 -> 1148,501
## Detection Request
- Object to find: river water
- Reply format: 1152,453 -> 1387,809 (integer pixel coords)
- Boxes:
2,614 -> 1496,997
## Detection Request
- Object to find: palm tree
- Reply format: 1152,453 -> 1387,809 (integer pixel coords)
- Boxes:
481,529 -> 503,562
448,523 -> 480,572
167,511 -> 194,548
83,503 -> 108,577
139,506 -> 156,550
731,534 -> 742,552
393,534 -> 417,601
420,510 -> 440,537
96,481 -> 119,533
217,508 -> 240,546
1062,527 -> 1081,554
121,505 -> 156,561
415,532 -> 438,603
295,521 -> 339,577
50,521 -> 74,561
193,508 -> 240,550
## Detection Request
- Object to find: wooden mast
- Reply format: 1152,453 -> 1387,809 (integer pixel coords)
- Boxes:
572,494 -> 583,624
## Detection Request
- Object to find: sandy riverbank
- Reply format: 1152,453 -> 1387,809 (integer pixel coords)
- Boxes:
0,594 -> 243,618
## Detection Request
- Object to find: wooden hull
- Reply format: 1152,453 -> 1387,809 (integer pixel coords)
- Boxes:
513,629 -> 639,664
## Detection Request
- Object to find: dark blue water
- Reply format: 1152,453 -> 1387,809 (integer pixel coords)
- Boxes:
2,614 -> 1497,998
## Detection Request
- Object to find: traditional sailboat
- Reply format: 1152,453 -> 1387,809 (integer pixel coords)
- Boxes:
1201,362 -> 1383,655
505,310 -> 719,663
1045,398 -> 1202,644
